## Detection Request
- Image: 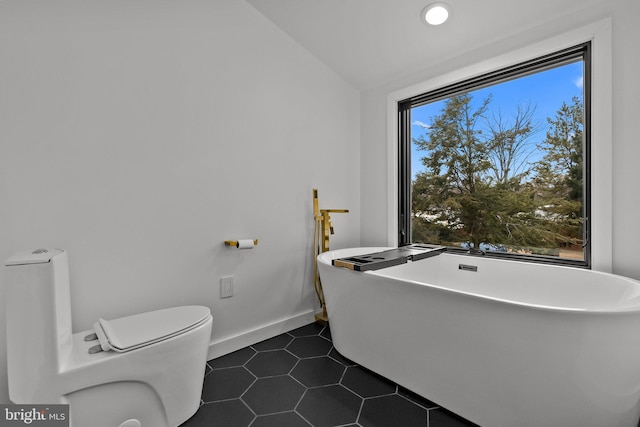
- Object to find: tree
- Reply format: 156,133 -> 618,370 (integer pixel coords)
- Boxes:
412,94 -> 492,248
484,102 -> 541,186
411,93 -> 566,252
533,96 -> 584,247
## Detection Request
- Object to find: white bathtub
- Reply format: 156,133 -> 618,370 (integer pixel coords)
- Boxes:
317,247 -> 640,427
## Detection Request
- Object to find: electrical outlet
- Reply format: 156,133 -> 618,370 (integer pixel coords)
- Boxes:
220,276 -> 234,298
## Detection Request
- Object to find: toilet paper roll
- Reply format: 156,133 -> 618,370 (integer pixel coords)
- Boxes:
236,239 -> 255,249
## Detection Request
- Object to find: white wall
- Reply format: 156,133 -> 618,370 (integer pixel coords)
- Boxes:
361,0 -> 640,279
0,0 -> 360,403
609,0 -> 640,279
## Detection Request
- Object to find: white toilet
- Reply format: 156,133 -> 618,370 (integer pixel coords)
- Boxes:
3,248 -> 213,427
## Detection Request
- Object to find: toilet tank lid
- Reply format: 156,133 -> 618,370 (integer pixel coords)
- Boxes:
4,248 -> 63,266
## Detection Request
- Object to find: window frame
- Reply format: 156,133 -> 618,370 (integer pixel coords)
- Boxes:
397,42 -> 592,268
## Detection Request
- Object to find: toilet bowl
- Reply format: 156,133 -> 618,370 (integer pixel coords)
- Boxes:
3,248 -> 213,427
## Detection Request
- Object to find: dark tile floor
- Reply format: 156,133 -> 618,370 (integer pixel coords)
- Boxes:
181,323 -> 478,427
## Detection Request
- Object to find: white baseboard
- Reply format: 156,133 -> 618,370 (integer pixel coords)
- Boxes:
207,309 -> 315,360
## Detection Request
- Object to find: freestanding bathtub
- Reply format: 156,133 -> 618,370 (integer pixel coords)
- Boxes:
317,247 -> 640,427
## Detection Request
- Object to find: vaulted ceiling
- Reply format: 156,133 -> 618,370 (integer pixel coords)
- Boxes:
247,0 -> 611,90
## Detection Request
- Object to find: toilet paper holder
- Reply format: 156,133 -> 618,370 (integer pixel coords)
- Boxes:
224,239 -> 258,248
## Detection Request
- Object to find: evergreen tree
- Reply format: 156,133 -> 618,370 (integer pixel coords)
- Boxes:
412,94 -> 491,248
411,93 -> 583,254
533,96 -> 584,247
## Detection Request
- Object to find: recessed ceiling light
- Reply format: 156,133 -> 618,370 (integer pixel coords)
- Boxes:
422,3 -> 450,26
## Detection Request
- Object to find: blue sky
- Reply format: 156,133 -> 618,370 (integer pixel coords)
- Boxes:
410,60 -> 584,179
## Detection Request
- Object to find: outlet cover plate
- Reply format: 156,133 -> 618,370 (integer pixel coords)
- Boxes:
220,276 -> 234,298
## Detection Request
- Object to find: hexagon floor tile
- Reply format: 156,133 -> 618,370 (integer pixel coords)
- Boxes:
291,357 -> 345,387
180,323 -> 479,427
245,349 -> 298,377
243,376 -> 306,415
297,384 -> 362,426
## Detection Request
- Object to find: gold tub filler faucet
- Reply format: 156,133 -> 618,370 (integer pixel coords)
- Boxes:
313,188 -> 348,325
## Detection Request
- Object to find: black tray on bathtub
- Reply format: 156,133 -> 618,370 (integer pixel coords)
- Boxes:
332,244 -> 446,271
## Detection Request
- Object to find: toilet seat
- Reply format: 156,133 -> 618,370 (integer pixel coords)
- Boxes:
93,306 -> 211,353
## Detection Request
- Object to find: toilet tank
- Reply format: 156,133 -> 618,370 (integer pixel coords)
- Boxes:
4,249 -> 73,402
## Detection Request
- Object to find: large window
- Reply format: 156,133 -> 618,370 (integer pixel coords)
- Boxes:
398,43 -> 591,267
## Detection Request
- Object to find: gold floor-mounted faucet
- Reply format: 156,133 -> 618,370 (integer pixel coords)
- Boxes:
312,188 -> 348,325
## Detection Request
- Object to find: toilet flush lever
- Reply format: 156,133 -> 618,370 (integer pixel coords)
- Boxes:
88,344 -> 103,354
